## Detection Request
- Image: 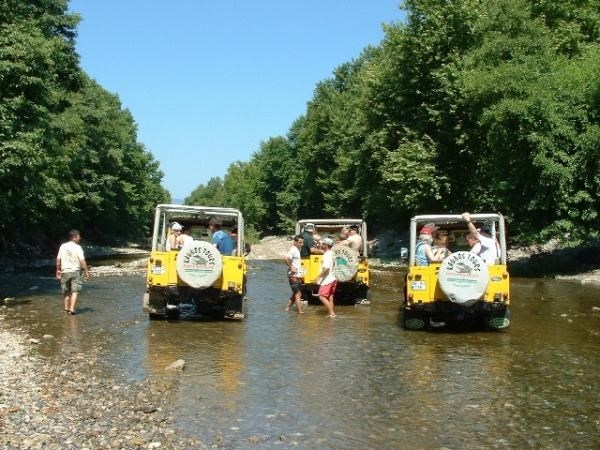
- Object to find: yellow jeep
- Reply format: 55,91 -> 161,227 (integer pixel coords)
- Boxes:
295,219 -> 370,305
403,213 -> 510,330
143,204 -> 248,320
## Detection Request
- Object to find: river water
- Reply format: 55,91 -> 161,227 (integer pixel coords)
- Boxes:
2,260 -> 599,449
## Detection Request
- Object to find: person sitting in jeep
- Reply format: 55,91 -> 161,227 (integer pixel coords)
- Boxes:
209,217 -> 234,255
300,223 -> 323,257
166,222 -> 184,251
462,212 -> 500,265
432,230 -> 452,260
338,224 -> 363,254
415,224 -> 444,266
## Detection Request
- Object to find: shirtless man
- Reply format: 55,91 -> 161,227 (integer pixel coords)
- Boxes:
339,224 -> 363,253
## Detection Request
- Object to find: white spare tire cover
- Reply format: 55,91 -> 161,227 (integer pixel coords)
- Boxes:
331,244 -> 360,282
176,241 -> 223,288
438,251 -> 488,305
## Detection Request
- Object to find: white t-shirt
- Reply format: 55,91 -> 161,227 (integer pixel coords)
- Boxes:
181,234 -> 194,247
319,249 -> 337,285
286,246 -> 301,274
57,241 -> 85,273
472,233 -> 499,265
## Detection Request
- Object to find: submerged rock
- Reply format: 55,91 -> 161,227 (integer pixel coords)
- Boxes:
165,359 -> 185,371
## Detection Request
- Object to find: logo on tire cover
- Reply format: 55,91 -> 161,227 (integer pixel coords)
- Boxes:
441,252 -> 484,288
333,246 -> 358,280
181,244 -> 217,277
438,251 -> 488,304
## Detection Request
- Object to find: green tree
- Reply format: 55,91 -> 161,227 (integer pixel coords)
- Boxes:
251,136 -> 300,233
0,0 -> 82,250
186,177 -> 225,206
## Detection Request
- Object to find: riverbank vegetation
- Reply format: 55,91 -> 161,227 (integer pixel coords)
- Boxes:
2,1 -> 600,260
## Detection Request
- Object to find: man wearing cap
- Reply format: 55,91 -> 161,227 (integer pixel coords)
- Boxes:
166,222 -> 184,251
462,212 -> 500,265
316,237 -> 337,318
56,229 -> 90,315
300,223 -> 323,257
415,224 -> 444,266
339,224 -> 363,253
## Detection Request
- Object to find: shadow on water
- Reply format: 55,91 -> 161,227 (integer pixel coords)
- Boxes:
1,261 -> 600,448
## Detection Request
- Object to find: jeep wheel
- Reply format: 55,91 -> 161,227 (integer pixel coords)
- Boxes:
148,312 -> 166,320
355,288 -> 371,305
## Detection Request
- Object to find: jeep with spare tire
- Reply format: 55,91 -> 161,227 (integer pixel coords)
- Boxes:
143,204 -> 248,320
295,219 -> 370,305
403,213 -> 510,330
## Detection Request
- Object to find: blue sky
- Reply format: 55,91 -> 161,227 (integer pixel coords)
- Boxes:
68,1 -> 405,200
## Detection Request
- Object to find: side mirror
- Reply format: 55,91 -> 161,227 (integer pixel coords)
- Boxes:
400,247 -> 409,260
244,243 -> 251,255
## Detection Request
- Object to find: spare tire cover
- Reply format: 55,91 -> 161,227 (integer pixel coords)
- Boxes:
331,244 -> 360,282
176,241 -> 223,288
438,251 -> 488,305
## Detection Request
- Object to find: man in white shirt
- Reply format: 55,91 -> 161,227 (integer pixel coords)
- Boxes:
56,229 -> 90,315
317,238 -> 337,318
462,212 -> 500,265
284,235 -> 304,314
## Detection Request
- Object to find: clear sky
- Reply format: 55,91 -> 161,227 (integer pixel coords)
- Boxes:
68,1 -> 405,200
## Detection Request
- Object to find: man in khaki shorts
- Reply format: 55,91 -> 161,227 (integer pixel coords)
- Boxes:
56,229 -> 90,315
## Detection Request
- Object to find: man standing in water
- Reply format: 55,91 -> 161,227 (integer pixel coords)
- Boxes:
316,237 -> 337,318
56,229 -> 90,315
284,234 -> 304,314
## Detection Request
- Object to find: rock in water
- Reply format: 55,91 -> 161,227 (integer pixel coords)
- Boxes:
165,359 -> 185,371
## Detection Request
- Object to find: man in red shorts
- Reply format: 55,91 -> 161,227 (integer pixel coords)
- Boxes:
316,237 -> 337,318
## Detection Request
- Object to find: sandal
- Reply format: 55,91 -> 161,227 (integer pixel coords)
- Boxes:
68,310 -> 77,315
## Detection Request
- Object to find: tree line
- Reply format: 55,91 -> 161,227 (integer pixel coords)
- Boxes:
2,0 -> 599,258
187,0 -> 600,246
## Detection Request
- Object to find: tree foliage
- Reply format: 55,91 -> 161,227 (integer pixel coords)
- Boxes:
0,0 -> 167,254
4,0 -> 600,252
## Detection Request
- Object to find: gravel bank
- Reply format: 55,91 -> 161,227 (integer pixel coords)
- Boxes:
0,319 -> 204,449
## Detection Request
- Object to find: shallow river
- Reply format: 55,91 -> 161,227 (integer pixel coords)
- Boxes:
2,260 -> 600,449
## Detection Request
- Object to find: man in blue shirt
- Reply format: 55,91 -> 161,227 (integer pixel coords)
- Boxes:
208,217 -> 234,255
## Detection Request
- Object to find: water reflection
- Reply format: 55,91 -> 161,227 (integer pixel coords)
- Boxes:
1,264 -> 599,448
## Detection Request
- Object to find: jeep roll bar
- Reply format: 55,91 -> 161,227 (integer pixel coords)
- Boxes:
409,213 -> 507,266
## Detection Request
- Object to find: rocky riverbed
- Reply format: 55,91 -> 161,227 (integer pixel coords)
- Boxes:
0,324 -> 206,449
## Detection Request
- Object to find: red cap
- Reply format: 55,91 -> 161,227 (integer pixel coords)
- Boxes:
420,226 -> 434,235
